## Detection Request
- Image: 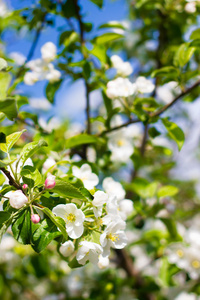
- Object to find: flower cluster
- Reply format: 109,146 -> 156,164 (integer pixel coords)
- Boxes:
51,164 -> 133,267
24,42 -> 61,85
168,219 -> 200,279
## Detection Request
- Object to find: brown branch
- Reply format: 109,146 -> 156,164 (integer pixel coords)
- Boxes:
0,168 -> 22,190
150,79 -> 200,118
101,79 -> 200,136
16,12 -> 47,78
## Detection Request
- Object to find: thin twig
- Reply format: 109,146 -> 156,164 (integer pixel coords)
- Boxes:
0,168 -> 22,190
100,80 -> 200,135
16,12 -> 47,78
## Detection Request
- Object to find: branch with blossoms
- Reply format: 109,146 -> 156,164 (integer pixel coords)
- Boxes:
100,79 -> 200,136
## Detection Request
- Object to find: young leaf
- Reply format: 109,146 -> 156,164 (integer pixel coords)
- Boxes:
0,130 -> 26,153
46,80 -> 62,104
162,118 -> 185,151
35,206 -> 68,240
51,180 -> 88,201
65,134 -> 101,149
89,0 -> 103,8
21,166 -> 42,188
0,98 -> 18,120
12,209 -> 31,245
94,33 -> 124,45
157,186 -> 179,198
31,217 -> 62,253
20,140 -> 48,166
0,72 -> 11,100
174,43 -> 196,67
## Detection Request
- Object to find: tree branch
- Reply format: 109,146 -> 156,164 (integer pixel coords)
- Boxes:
0,168 -> 22,190
101,79 -> 200,135
150,79 -> 200,118
16,12 -> 47,78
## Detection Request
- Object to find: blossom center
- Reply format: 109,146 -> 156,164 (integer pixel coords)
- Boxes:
192,260 -> 200,269
107,233 -> 119,242
176,249 -> 184,257
117,139 -> 125,147
67,213 -> 76,223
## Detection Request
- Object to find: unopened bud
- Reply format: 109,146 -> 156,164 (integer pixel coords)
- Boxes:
9,190 -> 28,209
31,214 -> 40,224
22,184 -> 28,189
45,175 -> 56,189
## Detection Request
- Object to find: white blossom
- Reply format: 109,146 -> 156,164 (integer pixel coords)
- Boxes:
52,203 -> 85,239
106,77 -> 136,99
9,52 -> 26,65
72,164 -> 99,190
102,177 -> 125,201
100,221 -> 127,256
92,191 -> 108,218
76,241 -> 103,265
59,241 -> 75,257
111,55 -> 133,77
118,199 -> 134,220
185,2 -> 196,13
135,76 -> 155,94
98,254 -> 110,269
41,42 -> 57,62
107,128 -> 134,163
0,0 -> 8,17
175,292 -> 200,300
42,157 -> 56,174
24,71 -> 39,85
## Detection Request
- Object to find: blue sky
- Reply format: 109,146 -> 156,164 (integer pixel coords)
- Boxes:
5,0 -> 128,123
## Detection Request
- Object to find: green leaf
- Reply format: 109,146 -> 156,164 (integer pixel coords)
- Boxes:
0,98 -> 18,120
102,91 -> 113,115
190,28 -> 200,40
98,21 -> 125,30
31,217 -> 62,253
95,33 -> 124,45
160,218 -> 180,240
0,72 -> 11,100
83,61 -> 91,80
20,140 -> 48,166
129,178 -> 158,198
174,43 -> 196,67
62,0 -> 77,18
148,127 -> 161,138
35,206 -> 68,241
12,209 -> 31,245
157,185 -> 179,198
0,132 -> 6,143
0,130 -> 26,153
0,112 -> 5,122
65,134 -> 101,149
151,67 -> 179,79
89,44 -> 107,64
162,118 -> 185,151
21,166 -> 42,188
0,211 -> 10,229
89,0 -> 103,8
46,80 -> 62,104
51,180 -> 88,201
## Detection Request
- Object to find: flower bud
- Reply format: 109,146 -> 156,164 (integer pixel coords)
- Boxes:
45,175 -> 56,189
22,184 -> 28,189
31,214 -> 40,224
9,190 -> 28,209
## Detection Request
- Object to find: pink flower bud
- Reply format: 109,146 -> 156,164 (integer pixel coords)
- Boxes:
31,214 -> 40,224
22,184 -> 28,189
45,175 -> 56,189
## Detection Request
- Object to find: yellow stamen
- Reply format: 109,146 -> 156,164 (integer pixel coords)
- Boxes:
176,249 -> 184,258
107,233 -> 119,242
67,213 -> 76,223
192,260 -> 200,269
117,140 -> 125,147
